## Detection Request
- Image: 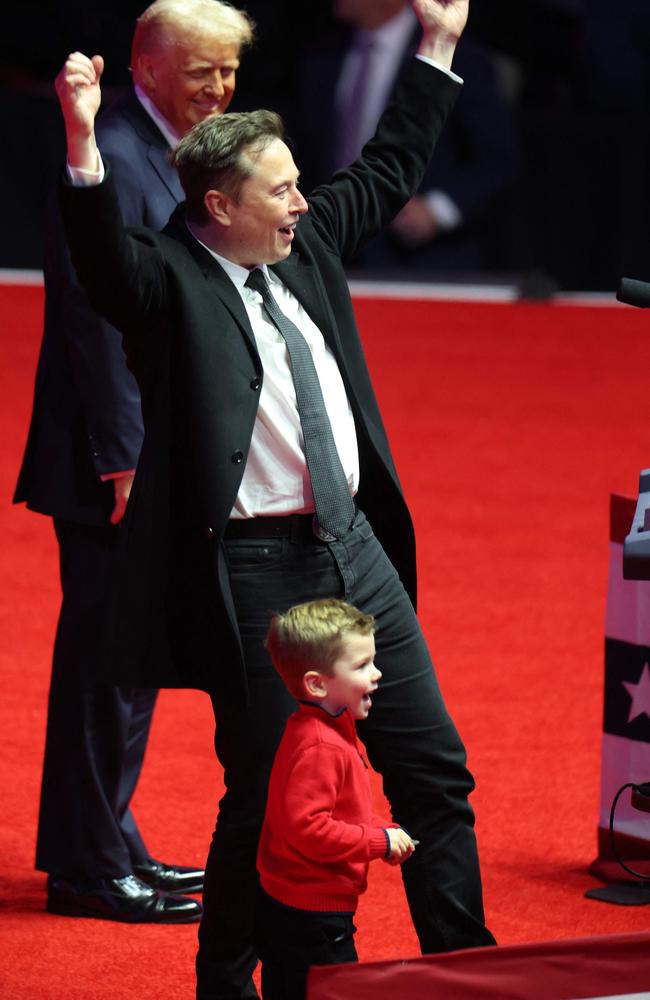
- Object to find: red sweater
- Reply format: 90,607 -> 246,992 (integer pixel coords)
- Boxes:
257,703 -> 391,913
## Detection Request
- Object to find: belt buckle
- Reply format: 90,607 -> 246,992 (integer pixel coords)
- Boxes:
312,516 -> 336,543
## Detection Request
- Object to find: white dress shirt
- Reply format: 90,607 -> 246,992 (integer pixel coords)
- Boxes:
189,240 -> 360,519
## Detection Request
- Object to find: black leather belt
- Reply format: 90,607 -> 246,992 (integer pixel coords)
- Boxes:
224,513 -> 323,542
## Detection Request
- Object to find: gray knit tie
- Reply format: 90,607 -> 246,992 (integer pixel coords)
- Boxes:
245,268 -> 355,540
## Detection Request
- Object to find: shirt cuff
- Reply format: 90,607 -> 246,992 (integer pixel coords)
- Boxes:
415,52 -> 464,86
66,153 -> 105,186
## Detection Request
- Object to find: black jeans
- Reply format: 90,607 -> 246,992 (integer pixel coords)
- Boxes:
196,510 -> 495,998
256,889 -> 357,1000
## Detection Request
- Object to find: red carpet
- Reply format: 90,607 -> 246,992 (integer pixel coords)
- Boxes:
2,282 -> 650,997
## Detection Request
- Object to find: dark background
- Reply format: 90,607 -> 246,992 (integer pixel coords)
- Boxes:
2,0 -> 650,291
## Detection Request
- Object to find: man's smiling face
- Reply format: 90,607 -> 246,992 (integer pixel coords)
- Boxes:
223,138 -> 309,267
140,25 -> 240,137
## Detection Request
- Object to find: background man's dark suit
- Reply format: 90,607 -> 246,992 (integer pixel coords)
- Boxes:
59,54 -> 495,995
14,92 -> 183,882
289,24 -> 520,274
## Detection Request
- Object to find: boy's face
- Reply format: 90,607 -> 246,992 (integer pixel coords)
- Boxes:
319,633 -> 381,720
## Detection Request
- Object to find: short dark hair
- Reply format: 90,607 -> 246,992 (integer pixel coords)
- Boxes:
170,109 -> 285,223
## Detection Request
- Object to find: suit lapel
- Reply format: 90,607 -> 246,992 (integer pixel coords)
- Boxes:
121,95 -> 184,204
165,207 -> 259,359
271,252 -> 344,361
146,144 -> 184,203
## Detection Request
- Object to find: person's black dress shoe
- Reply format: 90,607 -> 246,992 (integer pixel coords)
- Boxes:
132,858 -> 205,894
47,874 -> 203,923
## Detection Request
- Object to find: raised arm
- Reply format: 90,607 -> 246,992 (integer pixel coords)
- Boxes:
55,51 -> 169,351
55,51 -> 104,171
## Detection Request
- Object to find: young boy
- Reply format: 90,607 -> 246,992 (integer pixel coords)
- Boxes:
256,598 -> 416,1000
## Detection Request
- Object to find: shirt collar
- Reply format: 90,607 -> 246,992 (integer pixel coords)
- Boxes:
299,700 -> 349,719
297,702 -> 356,740
182,226 -> 280,292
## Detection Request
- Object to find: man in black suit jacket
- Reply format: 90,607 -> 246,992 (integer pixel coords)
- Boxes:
290,0 -> 520,275
14,0 -> 253,924
55,0 -> 495,994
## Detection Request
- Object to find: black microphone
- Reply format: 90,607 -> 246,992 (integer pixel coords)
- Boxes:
617,277 -> 650,308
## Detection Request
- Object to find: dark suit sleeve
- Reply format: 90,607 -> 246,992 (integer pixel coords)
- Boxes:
55,100 -> 183,478
59,162 -> 169,368
305,58 -> 461,263
55,243 -> 143,477
54,138 -> 151,478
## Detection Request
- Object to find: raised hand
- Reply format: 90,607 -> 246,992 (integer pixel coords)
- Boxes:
414,0 -> 469,38
54,52 -> 104,168
413,0 -> 470,67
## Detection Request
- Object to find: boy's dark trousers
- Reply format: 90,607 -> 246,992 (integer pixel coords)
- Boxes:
256,889 -> 357,1000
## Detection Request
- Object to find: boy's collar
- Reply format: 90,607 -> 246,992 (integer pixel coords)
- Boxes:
298,700 -> 348,718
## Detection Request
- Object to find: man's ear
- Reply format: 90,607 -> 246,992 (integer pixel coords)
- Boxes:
205,189 -> 233,227
304,670 -> 328,700
133,54 -> 156,93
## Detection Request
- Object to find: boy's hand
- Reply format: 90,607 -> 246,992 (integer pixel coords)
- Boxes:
385,827 -> 416,865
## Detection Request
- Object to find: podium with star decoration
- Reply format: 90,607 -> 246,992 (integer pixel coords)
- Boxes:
590,493 -> 650,882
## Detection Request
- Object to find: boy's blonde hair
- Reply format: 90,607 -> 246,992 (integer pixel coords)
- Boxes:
265,598 -> 375,699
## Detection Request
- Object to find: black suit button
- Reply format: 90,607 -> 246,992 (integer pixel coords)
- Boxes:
250,376 -> 261,391
205,527 -> 214,539
231,451 -> 244,464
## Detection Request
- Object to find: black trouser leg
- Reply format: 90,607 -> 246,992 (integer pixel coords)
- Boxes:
332,514 -> 496,951
36,518 -> 156,879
